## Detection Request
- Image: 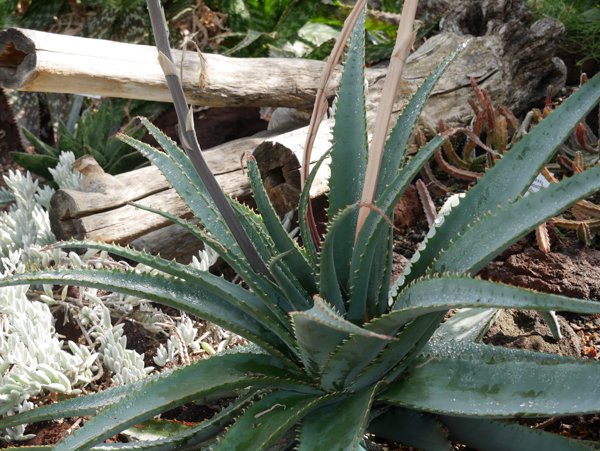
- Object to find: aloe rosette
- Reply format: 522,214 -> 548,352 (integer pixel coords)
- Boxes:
1,3 -> 600,450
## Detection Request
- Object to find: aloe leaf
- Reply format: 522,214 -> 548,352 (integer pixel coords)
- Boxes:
157,1 -> 274,273
376,43 -> 466,196
432,308 -> 499,342
299,384 -> 378,451
10,152 -> 58,180
406,72 -> 600,284
432,166 -> 600,275
367,407 -> 452,451
53,353 -> 314,451
120,127 -> 274,277
321,312 -> 440,391
440,415 -> 597,451
229,199 -> 278,262
53,239 -> 242,295
291,296 -> 392,376
269,253 -> 312,312
247,158 -> 316,293
364,230 -> 391,319
347,135 -> 445,322
320,205 -> 359,314
0,381 -> 144,429
375,227 -> 394,316
117,133 -> 241,259
215,390 -> 331,450
53,239 -> 295,349
299,146 -> 332,264
0,269 -> 293,361
124,203 -> 292,331
352,313 -> 445,391
388,276 -> 600,327
327,9 -> 367,291
23,127 -> 60,157
329,276 -> 600,389
89,391 -> 259,450
381,341 -> 600,417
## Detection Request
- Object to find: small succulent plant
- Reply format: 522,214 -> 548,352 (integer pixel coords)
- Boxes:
0,153 -> 216,444
1,0 -> 600,449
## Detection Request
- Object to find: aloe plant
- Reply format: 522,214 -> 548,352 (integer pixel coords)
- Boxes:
1,0 -> 600,449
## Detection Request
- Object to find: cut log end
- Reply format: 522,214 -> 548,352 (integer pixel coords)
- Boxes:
0,28 -> 36,89
253,141 -> 302,216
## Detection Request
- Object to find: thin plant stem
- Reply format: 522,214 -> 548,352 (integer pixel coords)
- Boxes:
301,0 -> 368,247
355,0 -> 419,239
146,0 -> 271,279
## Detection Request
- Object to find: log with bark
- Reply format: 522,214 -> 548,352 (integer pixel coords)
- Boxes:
50,123 -> 333,262
7,0 -> 567,260
0,27 -> 339,108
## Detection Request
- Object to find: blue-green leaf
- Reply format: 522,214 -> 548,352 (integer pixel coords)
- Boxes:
215,390 -> 331,450
300,384 -> 378,451
376,42 -> 466,196
327,9 -> 368,291
404,72 -> 600,284
440,415 -> 597,451
367,407 -> 452,451
124,203 -> 293,332
322,313 -> 441,391
382,341 -> 600,417
0,269 -> 294,361
92,391 -> 259,450
320,205 -> 359,314
247,158 -> 316,294
389,276 -> 600,327
299,146 -> 332,265
53,353 -> 314,450
432,166 -> 600,275
117,132 -> 240,261
291,296 -> 392,376
347,135 -> 445,323
0,381 -> 144,429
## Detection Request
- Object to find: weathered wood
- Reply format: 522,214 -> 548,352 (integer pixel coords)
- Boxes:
45,0 -> 567,260
416,0 -> 566,114
50,123 -> 333,249
0,27 -> 339,108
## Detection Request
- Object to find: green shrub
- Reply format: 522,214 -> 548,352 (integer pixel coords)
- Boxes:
527,0 -> 600,64
11,99 -> 164,180
1,1 -> 600,449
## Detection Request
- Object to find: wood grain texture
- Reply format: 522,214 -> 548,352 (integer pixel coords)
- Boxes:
49,123 -> 333,248
0,27 -> 339,108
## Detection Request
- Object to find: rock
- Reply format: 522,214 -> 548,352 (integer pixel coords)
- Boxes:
484,309 -> 582,358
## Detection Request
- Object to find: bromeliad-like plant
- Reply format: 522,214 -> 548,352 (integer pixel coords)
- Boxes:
11,99 -> 165,181
2,0 -> 600,449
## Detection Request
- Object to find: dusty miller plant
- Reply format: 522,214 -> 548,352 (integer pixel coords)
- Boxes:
0,159 -> 93,443
0,152 -> 214,442
1,0 -> 600,449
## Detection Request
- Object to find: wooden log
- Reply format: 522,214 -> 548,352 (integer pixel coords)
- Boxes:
46,0 -> 567,260
1,6 -> 564,117
49,123 -> 333,250
0,27 -> 339,108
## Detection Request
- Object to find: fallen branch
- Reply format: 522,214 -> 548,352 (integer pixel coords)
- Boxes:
0,27 -> 339,108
